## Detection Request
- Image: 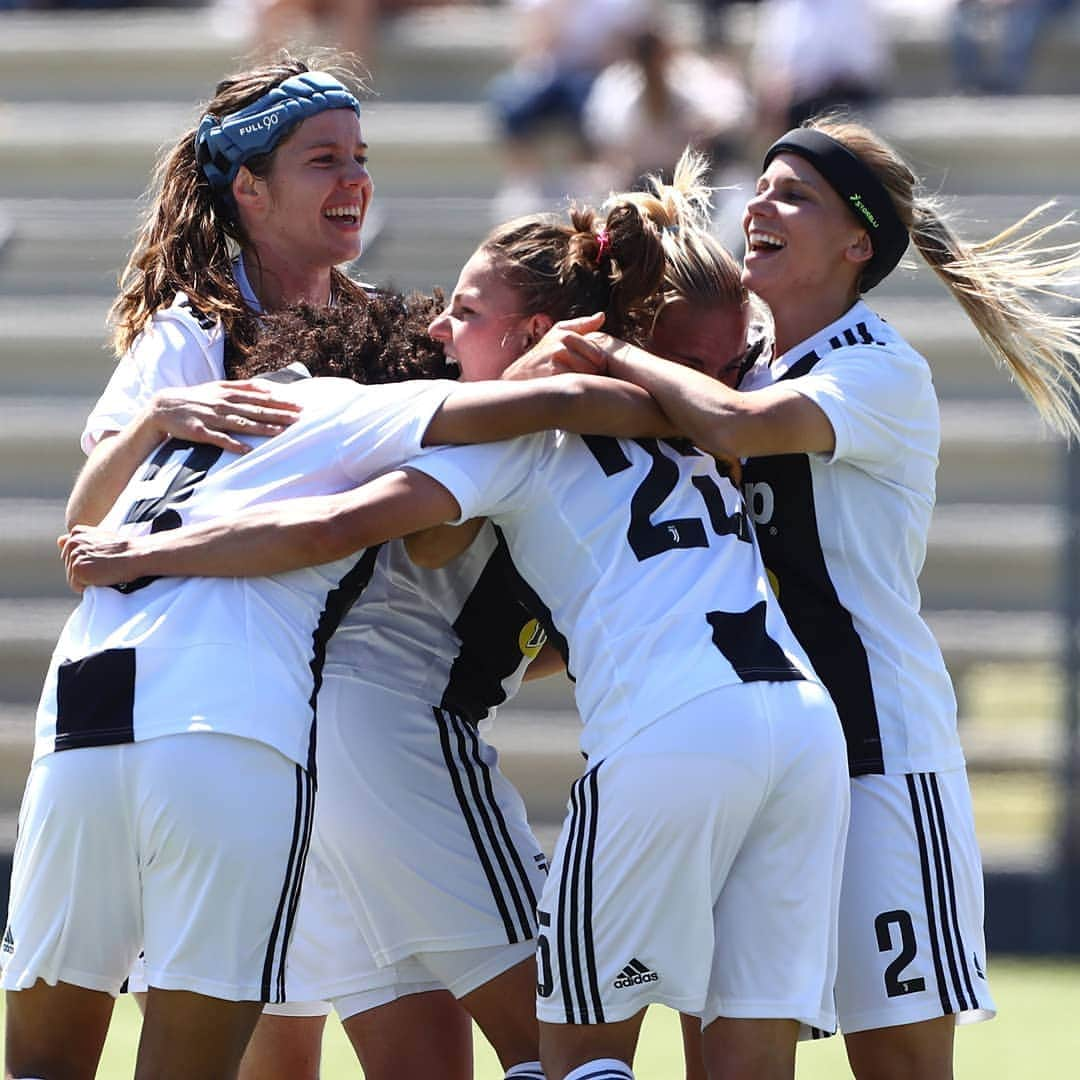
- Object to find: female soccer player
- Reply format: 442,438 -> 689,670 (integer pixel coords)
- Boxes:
68,53 -> 373,530
527,117 -> 1080,1080
61,168 -> 852,1080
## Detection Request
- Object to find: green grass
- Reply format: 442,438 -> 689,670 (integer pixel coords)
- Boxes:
8,957 -> 1077,1077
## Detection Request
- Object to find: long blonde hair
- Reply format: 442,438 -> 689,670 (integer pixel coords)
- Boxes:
812,116 -> 1080,440
613,150 -> 751,333
109,52 -> 368,368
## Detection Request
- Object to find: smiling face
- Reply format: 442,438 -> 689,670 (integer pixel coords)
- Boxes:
649,298 -> 751,388
741,152 -> 871,308
237,108 -> 373,280
427,249 -> 538,382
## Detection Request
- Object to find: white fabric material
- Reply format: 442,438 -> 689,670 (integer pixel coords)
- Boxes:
82,257 -> 259,453
37,375 -> 455,767
535,683 -> 847,1030
750,0 -> 889,101
279,680 -> 546,995
741,300 -> 964,775
411,431 -> 820,763
1,734 -> 300,1001
835,769 -> 996,1032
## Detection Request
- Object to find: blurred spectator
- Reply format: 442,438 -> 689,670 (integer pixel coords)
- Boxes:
582,22 -> 750,193
488,0 -> 652,217
748,0 -> 890,145
951,0 -> 1076,94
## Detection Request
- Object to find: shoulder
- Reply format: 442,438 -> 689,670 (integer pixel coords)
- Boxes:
152,292 -> 226,348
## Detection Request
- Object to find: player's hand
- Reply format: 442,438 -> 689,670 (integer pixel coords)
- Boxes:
148,380 -> 302,453
58,526 -> 136,593
501,313 -> 610,380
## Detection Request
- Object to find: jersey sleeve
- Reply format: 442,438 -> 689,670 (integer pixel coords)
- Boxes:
333,380 -> 460,482
406,436 -> 544,524
80,310 -> 224,454
785,345 -> 936,471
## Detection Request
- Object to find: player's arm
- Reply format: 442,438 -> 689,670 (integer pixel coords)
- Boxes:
61,468 -> 460,590
523,641 -> 567,682
588,337 -> 835,459
404,517 -> 487,569
422,371 -> 676,447
66,382 -> 302,529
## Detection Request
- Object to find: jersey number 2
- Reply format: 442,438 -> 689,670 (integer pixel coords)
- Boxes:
875,909 -> 927,998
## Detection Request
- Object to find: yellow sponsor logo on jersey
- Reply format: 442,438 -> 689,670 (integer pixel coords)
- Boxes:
519,618 -> 547,659
767,569 -> 780,599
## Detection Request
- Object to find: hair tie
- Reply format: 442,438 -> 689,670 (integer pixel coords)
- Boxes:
595,228 -> 611,263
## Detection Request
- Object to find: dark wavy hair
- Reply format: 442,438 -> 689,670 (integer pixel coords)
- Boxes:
233,290 -> 455,385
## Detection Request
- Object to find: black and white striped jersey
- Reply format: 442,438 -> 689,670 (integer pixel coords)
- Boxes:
326,526 -> 546,724
38,376 -> 456,771
411,430 -> 819,763
740,301 -> 963,777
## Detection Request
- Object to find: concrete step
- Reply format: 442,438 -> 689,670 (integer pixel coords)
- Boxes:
3,94 -> 1080,200
3,3 -> 1080,104
3,291 -> 1062,406
6,194 -> 1078,302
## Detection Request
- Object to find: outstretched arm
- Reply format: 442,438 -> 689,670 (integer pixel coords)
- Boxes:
423,370 -> 675,446
560,335 -> 835,460
61,468 -> 459,591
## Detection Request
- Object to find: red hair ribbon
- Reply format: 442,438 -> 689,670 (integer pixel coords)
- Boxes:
595,228 -> 610,262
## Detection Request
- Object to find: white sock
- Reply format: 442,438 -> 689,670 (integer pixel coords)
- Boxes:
505,1063 -> 545,1080
562,1060 -> 634,1080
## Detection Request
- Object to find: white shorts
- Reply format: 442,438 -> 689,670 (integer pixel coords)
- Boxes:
0,734 -> 312,1003
535,680 -> 849,1033
835,769 -> 996,1033
268,677 -> 546,1007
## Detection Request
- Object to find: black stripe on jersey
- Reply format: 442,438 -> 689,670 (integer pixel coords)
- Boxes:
261,764 -> 315,1003
742,450 -> 882,773
564,1070 -> 632,1079
305,545 -> 382,777
743,321 -> 890,774
556,765 -> 604,1024
54,648 -> 137,750
706,601 -> 805,682
434,708 -> 538,943
906,773 -> 953,1015
441,532 -> 538,722
492,525 -> 572,675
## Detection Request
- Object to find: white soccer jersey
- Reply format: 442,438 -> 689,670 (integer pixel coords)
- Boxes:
39,375 -> 456,769
329,526 -> 545,722
82,258 -> 260,453
740,300 -> 963,776
411,431 -> 819,763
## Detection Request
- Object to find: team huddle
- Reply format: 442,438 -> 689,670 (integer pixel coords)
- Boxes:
5,54 -> 1080,1080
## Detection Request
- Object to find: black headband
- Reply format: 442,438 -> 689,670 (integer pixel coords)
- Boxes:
763,128 -> 909,291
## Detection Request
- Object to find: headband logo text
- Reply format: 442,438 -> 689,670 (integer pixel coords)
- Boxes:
849,194 -> 879,229
237,113 -> 280,138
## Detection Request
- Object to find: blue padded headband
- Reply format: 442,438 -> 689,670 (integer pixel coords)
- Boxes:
195,71 -> 361,191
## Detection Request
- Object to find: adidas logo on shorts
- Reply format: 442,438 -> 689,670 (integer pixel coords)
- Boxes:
1,926 -> 13,955
613,957 -> 659,989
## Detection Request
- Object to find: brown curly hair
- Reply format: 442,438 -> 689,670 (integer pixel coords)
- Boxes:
233,290 -> 455,385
